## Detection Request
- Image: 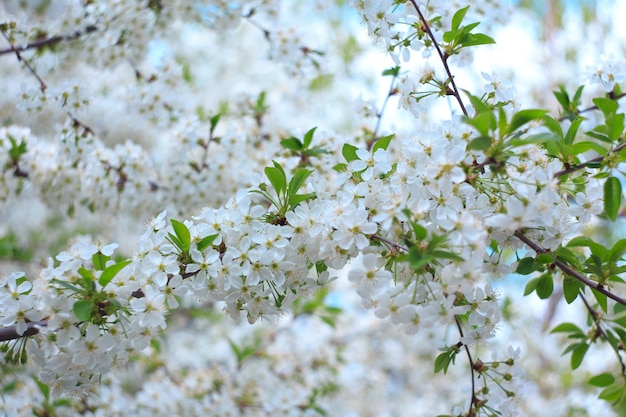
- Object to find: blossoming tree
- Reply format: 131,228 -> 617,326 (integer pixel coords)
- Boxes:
1,0 -> 626,415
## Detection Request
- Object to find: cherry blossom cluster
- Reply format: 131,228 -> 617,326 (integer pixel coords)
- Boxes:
1,0 -> 626,416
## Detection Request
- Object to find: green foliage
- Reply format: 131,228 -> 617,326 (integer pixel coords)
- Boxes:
251,160 -> 316,224
228,335 -> 262,367
443,6 -> 495,55
292,291 -> 342,328
604,176 -> 622,221
434,345 -> 460,374
554,85 -> 584,121
0,232 -> 33,262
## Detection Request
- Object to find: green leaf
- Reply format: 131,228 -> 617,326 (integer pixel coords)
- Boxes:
508,132 -> 560,147
288,168 -> 314,197
78,267 -> 94,290
342,143 -> 360,163
280,137 -> 303,151
265,161 -> 287,195
197,234 -> 219,252
209,113 -> 221,134
536,253 -> 554,264
516,257 -> 536,275
309,74 -> 334,90
382,66 -> 400,77
459,32 -> 495,47
536,273 -> 554,299
593,97 -> 619,117
571,141 -> 607,156
92,253 -> 110,271
543,115 -> 564,137
564,117 -> 584,145
73,299 -> 94,322
33,377 -> 50,401
592,288 -> 608,313
171,219 -> 191,252
523,277 -> 539,296
550,322 -> 583,335
599,383 -> 626,402
451,6 -> 470,31
434,346 -> 459,374
585,129 -> 612,143
288,192 -> 316,208
411,222 -> 428,241
609,239 -> 626,263
372,134 -> 394,153
607,113 -> 625,141
562,277 -> 582,304
303,127 -> 317,148
570,343 -> 589,370
468,136 -> 492,151
589,372 -> 615,387
99,259 -> 132,288
466,113 -> 495,137
567,236 -> 608,259
604,176 -> 622,221
407,246 -> 431,272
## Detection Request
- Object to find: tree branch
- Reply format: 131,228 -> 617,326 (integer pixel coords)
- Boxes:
553,142 -> 626,177
513,230 -> 626,307
0,320 -> 47,343
408,0 -> 468,117
0,25 -> 98,56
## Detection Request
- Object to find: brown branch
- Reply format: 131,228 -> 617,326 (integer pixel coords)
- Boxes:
557,92 -> 626,122
408,0 -> 468,117
553,142 -> 626,177
578,290 -> 626,374
513,230 -> 626,307
455,316 -> 477,417
0,30 -> 47,91
0,320 -> 47,343
0,25 -> 98,56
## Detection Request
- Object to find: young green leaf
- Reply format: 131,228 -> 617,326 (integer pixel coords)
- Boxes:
604,176 -> 622,221
372,134 -> 394,153
536,273 -> 554,299
382,66 -> 400,77
459,32 -> 495,47
507,109 -> 549,134
342,143 -> 360,163
515,257 -> 537,275
99,259 -> 132,288
451,6 -> 470,31
550,322 -> 583,335
288,168 -> 314,197
303,126 -> 317,148
197,234 -> 219,252
264,161 -> 288,195
171,219 -> 191,252
593,97 -> 618,117
570,342 -> 589,370
280,137 -> 303,151
589,372 -> 615,387
73,299 -> 94,322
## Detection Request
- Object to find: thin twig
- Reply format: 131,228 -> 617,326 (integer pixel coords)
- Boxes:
455,316 -> 477,417
578,290 -> 626,374
0,25 -> 98,56
0,320 -> 47,343
408,0 -> 468,117
1,30 -> 47,91
553,142 -> 626,177
557,92 -> 626,122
